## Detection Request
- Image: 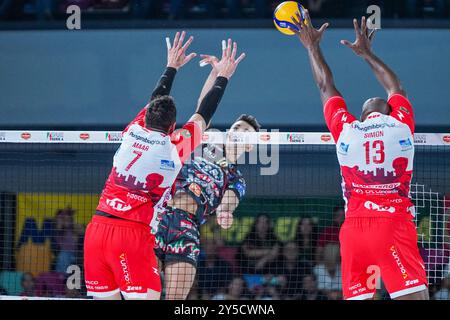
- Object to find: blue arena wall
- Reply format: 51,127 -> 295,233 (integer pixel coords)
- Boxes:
0,28 -> 449,129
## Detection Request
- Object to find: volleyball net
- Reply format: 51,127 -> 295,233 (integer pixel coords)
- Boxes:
0,131 -> 448,300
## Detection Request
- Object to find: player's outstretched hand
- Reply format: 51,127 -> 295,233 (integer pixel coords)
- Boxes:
288,9 -> 329,50
340,16 -> 376,57
166,31 -> 197,70
203,39 -> 245,80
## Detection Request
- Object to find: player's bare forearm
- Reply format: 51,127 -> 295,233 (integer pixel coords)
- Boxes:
363,51 -> 405,97
307,45 -> 341,104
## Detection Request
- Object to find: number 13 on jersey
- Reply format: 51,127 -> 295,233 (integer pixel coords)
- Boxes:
364,140 -> 385,165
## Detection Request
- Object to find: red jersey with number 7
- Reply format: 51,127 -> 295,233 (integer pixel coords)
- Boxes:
324,94 -> 416,220
96,105 -> 202,232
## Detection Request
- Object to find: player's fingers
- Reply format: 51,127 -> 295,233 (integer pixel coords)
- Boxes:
226,38 -> 232,58
235,52 -> 246,65
184,52 -> 197,65
353,18 -> 360,37
231,42 -> 238,60
340,40 -> 354,48
361,16 -> 367,34
291,14 -> 300,27
318,22 -> 329,34
173,31 -> 180,48
287,25 -> 300,35
221,40 -> 227,59
369,29 -> 377,41
181,35 -> 194,52
178,31 -> 186,49
303,9 -> 312,27
165,37 -> 172,51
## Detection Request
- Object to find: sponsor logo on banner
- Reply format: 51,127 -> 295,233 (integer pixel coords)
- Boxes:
414,134 -> 427,144
338,142 -> 350,155
260,133 -> 271,141
202,133 -> 209,142
160,160 -> 175,171
399,138 -> 413,151
228,133 -> 245,143
21,132 -> 31,140
79,133 -> 90,140
443,135 -> 450,143
0,132 -> 5,141
106,198 -> 132,212
321,134 -> 332,142
47,132 -> 64,141
287,133 -> 305,143
106,132 -> 122,142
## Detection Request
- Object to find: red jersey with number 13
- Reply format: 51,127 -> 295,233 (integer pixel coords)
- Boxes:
324,94 -> 416,220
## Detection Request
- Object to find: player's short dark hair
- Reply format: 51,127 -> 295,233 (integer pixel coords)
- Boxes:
145,96 -> 177,133
236,114 -> 261,132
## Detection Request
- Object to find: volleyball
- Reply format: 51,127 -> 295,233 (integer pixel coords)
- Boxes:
273,1 -> 307,35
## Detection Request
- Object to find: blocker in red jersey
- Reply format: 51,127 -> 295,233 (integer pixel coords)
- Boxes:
290,11 -> 429,300
84,31 -> 246,300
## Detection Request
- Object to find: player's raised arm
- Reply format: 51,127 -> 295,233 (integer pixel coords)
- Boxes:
149,31 -> 197,101
188,39 -> 246,132
341,17 -> 405,97
288,9 -> 341,104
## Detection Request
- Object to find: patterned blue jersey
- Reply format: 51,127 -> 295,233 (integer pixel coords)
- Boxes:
175,144 -> 246,225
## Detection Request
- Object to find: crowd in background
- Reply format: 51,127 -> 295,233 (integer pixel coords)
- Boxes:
0,206 -> 449,300
0,0 -> 449,21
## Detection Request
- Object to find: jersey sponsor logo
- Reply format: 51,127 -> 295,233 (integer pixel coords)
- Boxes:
126,286 -> 142,292
106,132 -> 122,142
367,114 -> 381,120
189,183 -> 202,197
321,134 -> 332,142
21,132 -> 31,140
390,246 -> 408,279
126,192 -> 148,203
405,279 -> 419,287
160,159 -> 175,171
338,142 -> 350,155
352,182 -> 400,190
132,142 -> 149,151
119,253 -> 132,284
399,138 -> 413,151
352,123 -> 395,132
364,130 -> 384,139
364,201 -> 395,213
47,132 -> 64,141
79,133 -> 90,140
106,198 -> 132,212
129,131 -> 166,145
287,133 -> 305,143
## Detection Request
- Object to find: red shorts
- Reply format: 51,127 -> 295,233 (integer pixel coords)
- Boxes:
340,217 -> 428,300
84,215 -> 161,299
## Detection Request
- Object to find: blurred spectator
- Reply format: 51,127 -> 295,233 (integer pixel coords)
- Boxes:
313,243 -> 342,299
197,235 -> 234,298
237,213 -> 280,275
295,217 -> 318,266
254,275 -> 282,300
316,206 -> 344,264
20,272 -> 37,297
211,276 -> 251,300
434,277 -> 450,300
52,208 -> 84,274
299,274 -> 327,300
276,241 -> 311,299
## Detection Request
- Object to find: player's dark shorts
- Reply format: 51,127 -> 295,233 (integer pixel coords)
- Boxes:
154,207 -> 201,268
